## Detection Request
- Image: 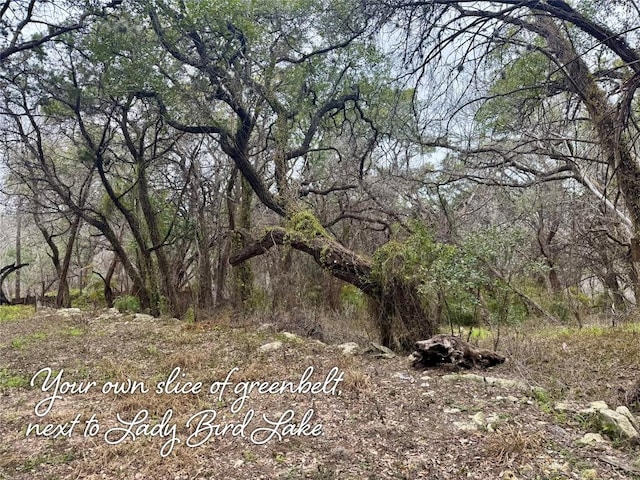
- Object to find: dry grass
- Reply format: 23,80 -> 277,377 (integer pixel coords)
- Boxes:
468,318 -> 640,405
485,424 -> 545,465
1,308 -> 639,479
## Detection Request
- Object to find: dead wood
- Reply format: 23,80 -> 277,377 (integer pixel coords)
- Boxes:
412,334 -> 506,369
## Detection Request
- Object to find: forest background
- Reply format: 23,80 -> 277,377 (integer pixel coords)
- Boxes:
1,0 -> 640,349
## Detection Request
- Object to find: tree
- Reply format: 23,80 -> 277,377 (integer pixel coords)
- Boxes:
137,0 -> 440,347
0,262 -> 29,304
382,0 -> 640,304
0,0 -> 122,63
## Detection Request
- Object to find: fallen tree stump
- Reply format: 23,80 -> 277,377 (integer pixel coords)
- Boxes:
412,334 -> 506,369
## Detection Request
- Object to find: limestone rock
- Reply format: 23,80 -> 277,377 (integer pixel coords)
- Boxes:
554,401 -> 578,412
338,342 -> 359,355
392,372 -> 414,382
615,406 -> 638,429
588,401 -> 609,411
258,341 -> 283,353
364,342 -> 396,359
279,332 -> 300,341
577,433 -> 606,445
471,411 -> 486,428
500,470 -> 519,480
441,373 -> 536,394
598,408 -> 639,439
453,421 -> 478,432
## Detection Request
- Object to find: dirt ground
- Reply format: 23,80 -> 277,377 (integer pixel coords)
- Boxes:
1,307 -> 639,479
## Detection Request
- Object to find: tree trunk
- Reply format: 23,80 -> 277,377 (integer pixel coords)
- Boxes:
229,227 -> 436,349
137,165 -> 180,316
56,214 -> 82,308
603,270 -> 626,313
15,207 -> 22,300
229,176 -> 254,310
537,15 -> 640,303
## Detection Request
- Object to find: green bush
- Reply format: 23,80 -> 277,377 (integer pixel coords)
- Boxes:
114,295 -> 141,313
340,284 -> 365,310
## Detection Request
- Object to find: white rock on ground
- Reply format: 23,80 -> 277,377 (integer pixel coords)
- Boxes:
441,373 -> 535,393
258,341 -> 283,353
278,331 -> 299,340
577,433 -> 606,445
598,408 -> 639,439
338,342 -> 359,355
615,406 -> 639,429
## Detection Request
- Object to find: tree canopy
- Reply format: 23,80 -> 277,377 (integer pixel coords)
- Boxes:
0,0 -> 638,348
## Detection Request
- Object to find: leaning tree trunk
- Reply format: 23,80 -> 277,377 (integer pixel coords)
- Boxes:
229,227 -> 435,350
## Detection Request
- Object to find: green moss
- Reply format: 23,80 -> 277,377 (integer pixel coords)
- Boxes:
286,210 -> 328,238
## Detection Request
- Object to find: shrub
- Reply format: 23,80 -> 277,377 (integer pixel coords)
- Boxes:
114,295 -> 141,313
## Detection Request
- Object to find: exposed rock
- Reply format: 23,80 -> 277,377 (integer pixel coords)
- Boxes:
258,341 -> 283,353
553,401 -> 577,412
94,308 -> 123,321
553,400 -> 639,439
548,424 -> 571,441
453,421 -> 478,432
496,395 -> 520,403
615,406 -> 638,429
580,469 -> 598,480
577,433 -> 606,445
279,332 -> 300,341
441,373 -> 539,395
364,342 -> 396,359
134,313 -> 155,322
443,407 -> 461,414
588,401 -> 609,411
392,372 -> 414,382
338,342 -> 359,356
471,411 -> 486,428
598,408 -> 639,439
500,470 -> 519,480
